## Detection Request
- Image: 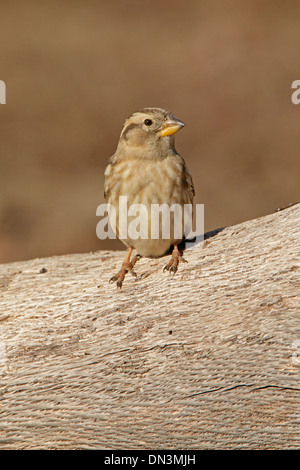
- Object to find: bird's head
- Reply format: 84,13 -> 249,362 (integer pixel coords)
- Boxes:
117,107 -> 185,159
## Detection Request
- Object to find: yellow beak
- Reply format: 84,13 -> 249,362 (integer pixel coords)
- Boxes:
160,118 -> 185,137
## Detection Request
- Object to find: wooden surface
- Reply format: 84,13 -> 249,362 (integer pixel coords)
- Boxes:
0,203 -> 299,449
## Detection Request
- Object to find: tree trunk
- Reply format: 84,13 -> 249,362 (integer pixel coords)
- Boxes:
0,203 -> 299,449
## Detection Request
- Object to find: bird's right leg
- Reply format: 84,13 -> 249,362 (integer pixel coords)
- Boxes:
109,247 -> 141,288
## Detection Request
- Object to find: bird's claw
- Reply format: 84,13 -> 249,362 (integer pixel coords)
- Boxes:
109,257 -> 139,288
163,248 -> 187,275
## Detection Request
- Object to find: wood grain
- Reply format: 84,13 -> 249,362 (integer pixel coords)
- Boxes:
0,203 -> 299,449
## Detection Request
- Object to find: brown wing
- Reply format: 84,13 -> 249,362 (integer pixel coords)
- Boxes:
182,163 -> 195,204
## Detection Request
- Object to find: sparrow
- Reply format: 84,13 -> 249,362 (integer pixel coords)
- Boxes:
104,107 -> 195,288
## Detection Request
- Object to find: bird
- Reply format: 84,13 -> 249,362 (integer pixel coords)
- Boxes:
104,107 -> 195,288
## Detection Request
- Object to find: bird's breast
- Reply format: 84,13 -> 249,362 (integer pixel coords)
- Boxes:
104,156 -> 192,257
107,157 -> 186,205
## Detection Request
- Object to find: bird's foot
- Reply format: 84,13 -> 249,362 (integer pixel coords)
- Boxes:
163,247 -> 187,275
109,254 -> 141,288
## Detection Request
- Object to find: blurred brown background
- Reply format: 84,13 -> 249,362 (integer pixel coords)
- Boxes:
0,0 -> 299,264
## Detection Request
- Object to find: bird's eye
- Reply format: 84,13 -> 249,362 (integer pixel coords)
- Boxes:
144,119 -> 153,126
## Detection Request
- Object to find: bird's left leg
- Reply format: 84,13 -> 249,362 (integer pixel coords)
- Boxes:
109,247 -> 141,288
163,243 -> 187,275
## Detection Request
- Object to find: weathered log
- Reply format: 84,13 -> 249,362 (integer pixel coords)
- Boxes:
0,203 -> 299,449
